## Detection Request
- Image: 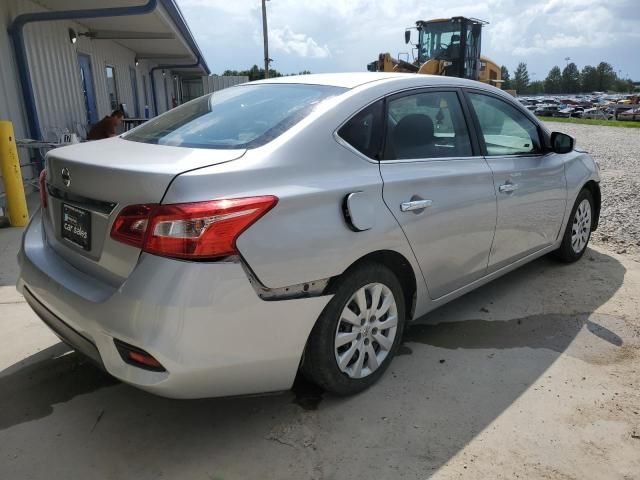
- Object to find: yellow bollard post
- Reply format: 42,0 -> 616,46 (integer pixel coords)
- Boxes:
0,121 -> 29,227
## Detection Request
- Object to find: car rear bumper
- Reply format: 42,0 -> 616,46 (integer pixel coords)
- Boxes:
22,285 -> 105,369
17,210 -> 332,399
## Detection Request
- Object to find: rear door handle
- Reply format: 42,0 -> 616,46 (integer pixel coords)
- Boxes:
400,199 -> 433,212
498,183 -> 519,193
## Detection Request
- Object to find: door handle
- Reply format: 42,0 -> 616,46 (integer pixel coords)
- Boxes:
400,199 -> 433,212
498,183 -> 519,193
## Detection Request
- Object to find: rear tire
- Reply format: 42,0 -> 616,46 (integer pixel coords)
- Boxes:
554,188 -> 594,263
301,263 -> 406,396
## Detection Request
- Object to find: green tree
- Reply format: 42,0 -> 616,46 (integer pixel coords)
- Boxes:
544,66 -> 562,94
222,65 -> 289,81
612,78 -> 633,93
513,62 -> 530,94
562,62 -> 581,93
596,62 -> 616,91
528,80 -> 545,95
501,65 -> 512,90
581,65 -> 599,92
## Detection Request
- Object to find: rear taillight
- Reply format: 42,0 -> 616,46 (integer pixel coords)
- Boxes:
110,204 -> 153,248
39,170 -> 47,208
110,196 -> 277,260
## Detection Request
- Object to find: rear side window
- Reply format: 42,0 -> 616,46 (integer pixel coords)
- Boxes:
468,93 -> 542,156
338,100 -> 384,159
124,84 -> 346,149
383,91 -> 473,160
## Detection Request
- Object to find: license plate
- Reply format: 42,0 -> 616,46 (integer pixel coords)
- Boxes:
61,203 -> 91,251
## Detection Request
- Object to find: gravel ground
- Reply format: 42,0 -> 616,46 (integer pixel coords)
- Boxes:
544,121 -> 640,258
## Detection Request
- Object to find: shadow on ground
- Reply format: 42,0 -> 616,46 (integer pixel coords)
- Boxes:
404,314 -> 622,353
0,248 -> 627,479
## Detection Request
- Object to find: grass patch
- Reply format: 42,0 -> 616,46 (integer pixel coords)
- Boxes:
538,116 -> 640,128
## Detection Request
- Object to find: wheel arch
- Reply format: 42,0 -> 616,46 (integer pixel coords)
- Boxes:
583,180 -> 601,230
325,249 -> 418,320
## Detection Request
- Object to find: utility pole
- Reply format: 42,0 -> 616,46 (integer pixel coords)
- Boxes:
262,0 -> 270,79
564,57 -> 571,67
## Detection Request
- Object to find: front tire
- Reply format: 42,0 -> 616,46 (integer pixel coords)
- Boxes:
301,263 -> 406,396
555,188 -> 594,262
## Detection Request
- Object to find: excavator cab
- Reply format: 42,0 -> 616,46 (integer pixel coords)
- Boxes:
368,16 -> 502,89
413,17 -> 484,81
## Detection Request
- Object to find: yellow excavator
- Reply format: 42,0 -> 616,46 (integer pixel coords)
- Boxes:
368,17 -> 503,88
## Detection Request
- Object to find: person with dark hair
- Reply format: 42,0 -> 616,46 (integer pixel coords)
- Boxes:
87,110 -> 124,140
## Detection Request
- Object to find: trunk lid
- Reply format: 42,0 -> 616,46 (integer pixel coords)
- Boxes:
43,137 -> 245,285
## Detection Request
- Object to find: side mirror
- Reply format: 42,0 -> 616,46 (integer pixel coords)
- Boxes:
405,29 -> 411,44
550,131 -> 574,154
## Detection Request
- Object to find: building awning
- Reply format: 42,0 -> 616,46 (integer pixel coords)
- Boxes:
29,0 -> 209,74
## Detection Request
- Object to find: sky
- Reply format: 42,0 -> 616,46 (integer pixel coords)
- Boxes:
177,0 -> 640,80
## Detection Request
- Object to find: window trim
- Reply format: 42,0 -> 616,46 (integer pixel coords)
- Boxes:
335,98 -> 385,161
334,86 -> 482,164
380,87 -> 481,162
333,95 -> 387,164
461,88 -> 548,158
104,64 -> 119,112
142,74 -> 149,107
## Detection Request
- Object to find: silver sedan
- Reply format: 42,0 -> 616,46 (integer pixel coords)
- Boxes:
18,73 -> 601,398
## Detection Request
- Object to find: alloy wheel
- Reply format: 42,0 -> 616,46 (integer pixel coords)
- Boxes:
571,198 -> 592,254
334,283 -> 398,379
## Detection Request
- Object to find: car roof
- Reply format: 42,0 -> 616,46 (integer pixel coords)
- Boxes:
250,72 -> 496,90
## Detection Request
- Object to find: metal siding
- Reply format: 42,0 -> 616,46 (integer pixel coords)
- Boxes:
24,19 -> 142,134
0,1 -> 29,140
202,75 -> 249,95
0,1 -> 33,198
14,2 -> 144,135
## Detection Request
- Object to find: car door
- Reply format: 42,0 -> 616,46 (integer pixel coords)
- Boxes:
465,91 -> 567,272
379,89 -> 497,299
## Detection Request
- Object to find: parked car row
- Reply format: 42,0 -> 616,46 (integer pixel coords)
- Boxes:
617,107 -> 640,121
520,93 -> 639,121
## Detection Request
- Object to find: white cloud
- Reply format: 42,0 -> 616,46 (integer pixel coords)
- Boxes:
485,0 -> 636,55
176,0 -> 640,78
269,26 -> 331,58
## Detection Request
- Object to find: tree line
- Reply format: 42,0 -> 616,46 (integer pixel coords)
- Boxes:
501,62 -> 635,95
221,62 -> 635,95
222,65 -> 311,81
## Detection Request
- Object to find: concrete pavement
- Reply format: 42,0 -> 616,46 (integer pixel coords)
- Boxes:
1,204 -> 639,479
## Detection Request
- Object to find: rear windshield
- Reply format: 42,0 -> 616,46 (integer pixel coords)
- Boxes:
124,84 -> 346,149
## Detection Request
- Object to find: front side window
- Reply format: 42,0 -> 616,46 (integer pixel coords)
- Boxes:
383,91 -> 472,160
468,93 -> 542,156
124,84 -> 346,149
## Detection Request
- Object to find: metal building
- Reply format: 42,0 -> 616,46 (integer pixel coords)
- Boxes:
0,0 -> 210,199
202,75 -> 249,96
